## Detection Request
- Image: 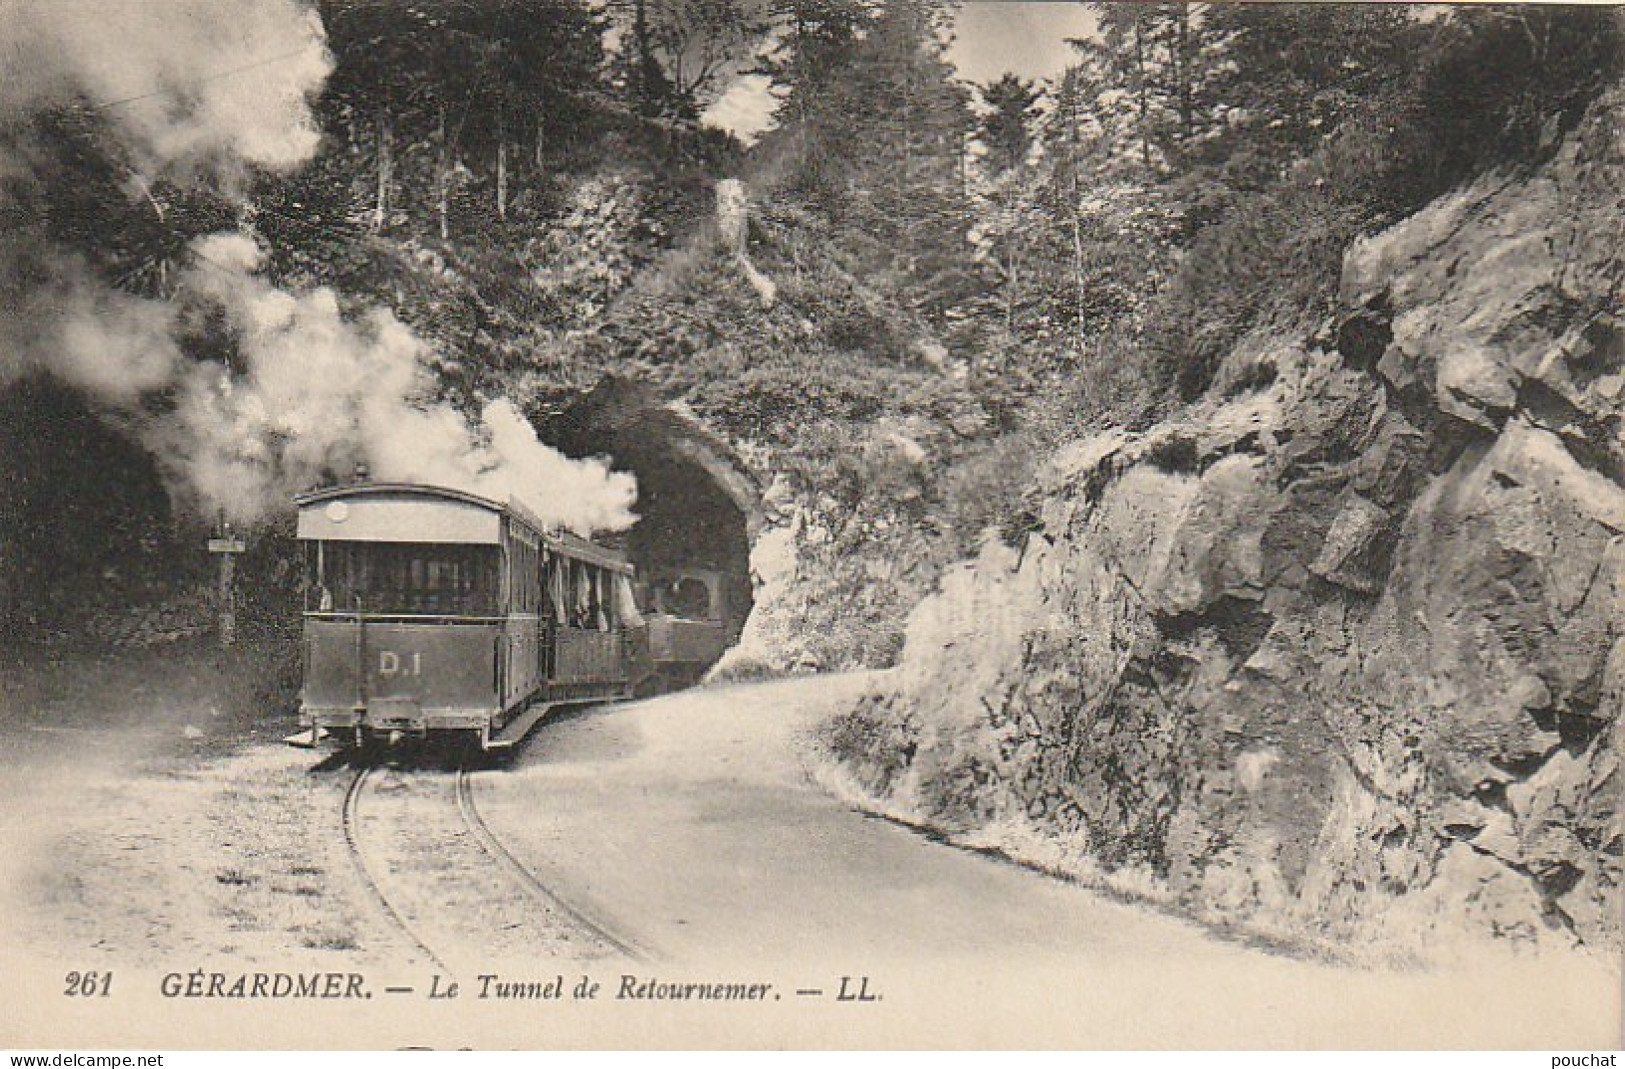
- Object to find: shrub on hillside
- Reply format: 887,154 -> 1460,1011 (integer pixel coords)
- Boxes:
1137,6 -> 1624,403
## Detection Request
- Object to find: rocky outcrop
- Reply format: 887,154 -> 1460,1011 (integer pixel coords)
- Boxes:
831,87 -> 1625,957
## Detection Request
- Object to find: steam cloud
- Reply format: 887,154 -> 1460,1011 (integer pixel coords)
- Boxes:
1,0 -> 330,179
0,0 -> 638,536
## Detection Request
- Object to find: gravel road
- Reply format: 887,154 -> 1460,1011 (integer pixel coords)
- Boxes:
0,655 -> 1616,1048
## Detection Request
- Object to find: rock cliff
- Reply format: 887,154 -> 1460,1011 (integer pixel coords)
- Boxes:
829,85 -> 1625,957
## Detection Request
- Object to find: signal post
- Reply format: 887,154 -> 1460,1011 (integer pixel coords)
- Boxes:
208,519 -> 246,648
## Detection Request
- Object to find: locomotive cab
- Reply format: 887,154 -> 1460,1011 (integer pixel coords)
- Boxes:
638,567 -> 729,690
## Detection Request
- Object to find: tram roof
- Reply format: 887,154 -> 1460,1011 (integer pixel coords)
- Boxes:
297,481 -> 506,514
294,482 -> 633,573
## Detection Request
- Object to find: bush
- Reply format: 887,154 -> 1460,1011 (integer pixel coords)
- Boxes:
1150,178 -> 1358,400
936,432 -> 1045,553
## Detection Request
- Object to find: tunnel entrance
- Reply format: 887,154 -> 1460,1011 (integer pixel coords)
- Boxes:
545,377 -> 761,679
0,375 -> 190,645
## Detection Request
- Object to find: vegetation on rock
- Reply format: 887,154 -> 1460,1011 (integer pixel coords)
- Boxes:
830,16 -> 1625,957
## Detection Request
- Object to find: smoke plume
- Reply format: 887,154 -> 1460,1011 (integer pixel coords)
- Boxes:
1,0 -> 330,182
158,234 -> 637,531
0,0 -> 638,536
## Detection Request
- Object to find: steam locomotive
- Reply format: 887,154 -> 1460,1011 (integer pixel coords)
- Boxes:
294,481 -> 728,751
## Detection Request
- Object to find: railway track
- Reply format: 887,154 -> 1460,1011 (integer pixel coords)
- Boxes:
336,750 -> 646,968
341,764 -> 449,971
339,754 -> 648,972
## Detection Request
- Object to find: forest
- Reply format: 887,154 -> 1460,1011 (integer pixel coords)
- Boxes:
1,1 -> 1620,667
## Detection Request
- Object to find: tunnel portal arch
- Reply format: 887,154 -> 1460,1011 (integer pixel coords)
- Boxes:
545,377 -> 762,668
0,375 -> 184,641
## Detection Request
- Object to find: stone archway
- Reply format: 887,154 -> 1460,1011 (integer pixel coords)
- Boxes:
545,377 -> 761,665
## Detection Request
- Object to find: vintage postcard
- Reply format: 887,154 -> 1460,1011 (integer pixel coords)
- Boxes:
1,0 -> 1620,1051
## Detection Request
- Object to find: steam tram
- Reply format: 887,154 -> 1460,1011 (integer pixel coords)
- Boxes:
295,482 -> 653,751
639,567 -> 733,690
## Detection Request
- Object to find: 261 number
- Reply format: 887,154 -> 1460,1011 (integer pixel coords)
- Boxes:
64,971 -> 112,997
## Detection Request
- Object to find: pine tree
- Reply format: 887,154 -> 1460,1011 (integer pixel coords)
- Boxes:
1199,3 -> 1420,182
606,0 -> 771,122
979,74 -> 1039,174
1082,3 -> 1229,178
758,0 -> 870,128
316,0 -> 611,237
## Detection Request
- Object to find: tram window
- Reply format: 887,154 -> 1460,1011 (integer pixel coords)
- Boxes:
540,552 -> 555,622
545,555 -> 567,625
615,574 -> 643,627
572,562 -> 591,629
666,575 -> 712,620
510,539 -> 539,615
595,569 -> 612,631
309,542 -> 498,615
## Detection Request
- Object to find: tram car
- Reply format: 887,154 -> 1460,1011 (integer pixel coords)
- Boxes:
294,482 -> 652,751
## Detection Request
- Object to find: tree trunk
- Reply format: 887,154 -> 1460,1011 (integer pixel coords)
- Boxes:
534,114 -> 546,168
633,0 -> 652,107
1004,245 -> 1017,331
374,110 -> 393,233
1066,87 -> 1086,334
794,9 -> 808,158
496,102 -> 508,223
1177,5 -> 1194,146
1132,13 -> 1153,173
959,130 -> 969,202
1071,203 -> 1085,334
1070,162 -> 1085,334
437,102 -> 450,242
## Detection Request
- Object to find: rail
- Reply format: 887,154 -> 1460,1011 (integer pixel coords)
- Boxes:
340,765 -> 450,971
454,766 -> 647,961
335,753 -> 649,970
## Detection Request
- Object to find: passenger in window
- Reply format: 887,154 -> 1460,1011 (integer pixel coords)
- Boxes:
574,566 -> 593,629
